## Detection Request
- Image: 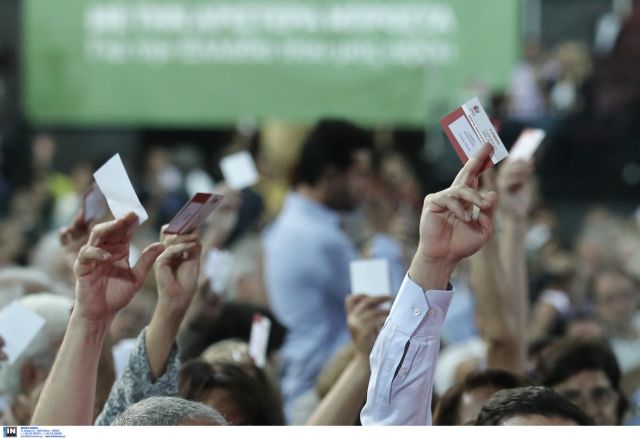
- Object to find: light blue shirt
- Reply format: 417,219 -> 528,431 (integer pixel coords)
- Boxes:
361,275 -> 454,425
263,193 -> 356,418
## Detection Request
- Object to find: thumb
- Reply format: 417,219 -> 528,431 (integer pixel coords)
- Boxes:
133,242 -> 165,284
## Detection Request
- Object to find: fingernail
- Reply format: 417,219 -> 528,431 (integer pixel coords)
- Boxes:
99,251 -> 111,260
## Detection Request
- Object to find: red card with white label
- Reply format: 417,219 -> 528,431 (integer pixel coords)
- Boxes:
507,128 -> 546,162
440,97 -> 509,168
249,313 -> 271,369
164,193 -> 224,235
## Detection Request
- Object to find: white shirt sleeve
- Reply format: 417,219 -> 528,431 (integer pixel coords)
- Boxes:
360,274 -> 454,426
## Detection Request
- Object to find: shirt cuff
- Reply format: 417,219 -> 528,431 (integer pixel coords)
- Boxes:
387,274 -> 454,337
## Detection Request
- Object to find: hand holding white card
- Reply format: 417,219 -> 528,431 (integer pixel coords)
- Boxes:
94,154 -> 148,224
249,313 -> 271,368
508,128 -> 546,162
0,301 -> 46,364
350,259 -> 391,296
220,151 -> 259,190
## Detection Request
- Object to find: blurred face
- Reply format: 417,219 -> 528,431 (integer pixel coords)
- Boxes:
553,369 -> 619,425
325,149 -> 372,211
458,386 -> 500,425
594,272 -> 638,327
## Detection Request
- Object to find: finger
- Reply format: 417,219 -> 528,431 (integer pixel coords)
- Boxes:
477,191 -> 498,230
77,245 -> 112,265
359,307 -> 391,323
88,217 -> 130,247
345,294 -> 366,313
450,186 -> 492,210
453,143 -> 494,187
132,242 -> 165,283
431,193 -> 472,222
156,242 -> 201,266
352,295 -> 393,315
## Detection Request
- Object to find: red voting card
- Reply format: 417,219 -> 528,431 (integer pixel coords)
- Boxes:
440,97 -> 509,169
164,193 -> 224,235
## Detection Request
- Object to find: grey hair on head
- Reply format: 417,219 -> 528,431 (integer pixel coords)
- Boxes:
112,396 -> 228,426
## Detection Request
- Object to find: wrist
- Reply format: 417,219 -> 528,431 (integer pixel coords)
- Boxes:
408,248 -> 455,291
149,302 -> 187,336
68,311 -> 111,346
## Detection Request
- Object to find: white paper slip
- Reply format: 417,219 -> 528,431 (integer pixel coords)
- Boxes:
508,128 -> 546,162
249,313 -> 271,368
0,301 -> 46,364
94,154 -> 148,224
220,151 -> 259,190
350,259 -> 391,296
204,249 -> 235,295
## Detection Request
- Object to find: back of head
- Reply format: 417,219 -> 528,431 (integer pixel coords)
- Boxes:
292,118 -> 371,187
111,396 -> 227,426
434,369 -> 527,425
0,293 -> 73,401
475,386 -> 596,426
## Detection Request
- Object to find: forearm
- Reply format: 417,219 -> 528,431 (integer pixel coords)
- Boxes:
146,304 -> 186,379
470,233 -> 515,339
499,216 -> 528,368
32,313 -> 108,425
306,356 -> 370,426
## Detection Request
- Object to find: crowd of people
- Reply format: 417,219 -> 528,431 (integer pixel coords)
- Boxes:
0,111 -> 638,427
0,17 -> 639,424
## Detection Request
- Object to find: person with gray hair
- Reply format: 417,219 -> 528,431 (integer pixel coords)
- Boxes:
0,293 -> 73,425
112,396 -> 227,426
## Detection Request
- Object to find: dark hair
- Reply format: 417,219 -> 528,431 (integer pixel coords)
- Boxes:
179,360 -> 284,425
433,369 -> 528,425
475,386 -> 596,425
537,338 -> 627,422
291,119 -> 371,186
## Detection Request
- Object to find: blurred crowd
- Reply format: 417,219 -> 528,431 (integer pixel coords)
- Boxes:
0,33 -> 639,428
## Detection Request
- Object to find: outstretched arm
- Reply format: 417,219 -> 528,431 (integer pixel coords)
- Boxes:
32,213 -> 163,425
95,227 -> 202,425
306,295 -> 390,425
361,144 -> 498,425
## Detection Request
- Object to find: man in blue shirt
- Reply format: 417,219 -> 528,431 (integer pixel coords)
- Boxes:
263,119 -> 378,420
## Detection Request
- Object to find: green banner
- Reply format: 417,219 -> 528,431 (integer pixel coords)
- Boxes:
23,0 -> 520,127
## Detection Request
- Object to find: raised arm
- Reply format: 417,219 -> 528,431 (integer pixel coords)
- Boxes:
306,295 -> 390,425
31,212 -> 163,425
361,143 -> 498,425
496,160 -> 533,366
95,227 -> 201,425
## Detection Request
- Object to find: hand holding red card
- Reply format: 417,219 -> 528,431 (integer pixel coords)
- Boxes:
440,97 -> 509,169
164,193 -> 224,235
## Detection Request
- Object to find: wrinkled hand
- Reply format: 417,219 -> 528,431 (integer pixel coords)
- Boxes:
346,294 -> 391,359
74,212 -> 164,324
157,226 -> 202,314
497,159 -> 534,220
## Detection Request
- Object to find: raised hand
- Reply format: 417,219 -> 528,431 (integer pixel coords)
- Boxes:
74,212 -> 164,324
409,143 -> 498,290
346,295 -> 391,359
156,226 -> 202,314
496,159 -> 534,220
